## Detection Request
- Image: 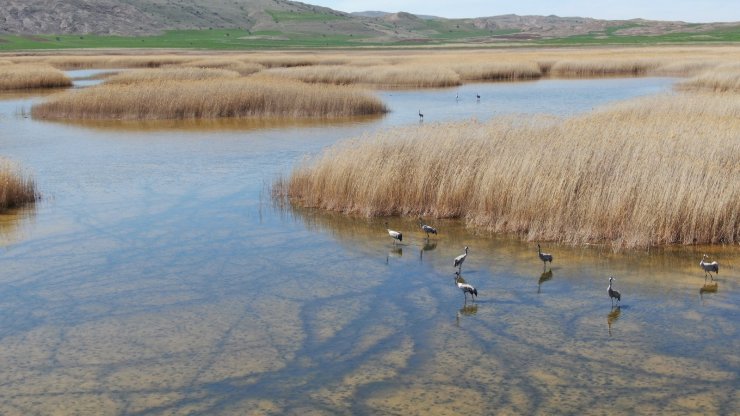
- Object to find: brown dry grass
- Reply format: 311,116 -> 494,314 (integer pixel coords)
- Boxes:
31,76 -> 387,120
277,92 -> 740,248
105,67 -> 240,84
451,62 -> 542,81
265,64 -> 462,88
0,160 -> 37,212
175,59 -> 264,76
10,55 -> 194,69
679,64 -> 740,93
0,64 -> 72,90
4,46 -> 739,85
550,59 -> 661,77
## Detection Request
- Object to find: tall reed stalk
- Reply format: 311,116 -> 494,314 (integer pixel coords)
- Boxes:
0,160 -> 38,212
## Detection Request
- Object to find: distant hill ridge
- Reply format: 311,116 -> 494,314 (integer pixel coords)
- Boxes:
0,0 -> 737,42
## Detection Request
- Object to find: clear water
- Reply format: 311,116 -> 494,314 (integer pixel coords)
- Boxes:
0,77 -> 737,415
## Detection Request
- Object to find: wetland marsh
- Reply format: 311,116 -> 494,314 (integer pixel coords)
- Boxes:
0,66 -> 737,415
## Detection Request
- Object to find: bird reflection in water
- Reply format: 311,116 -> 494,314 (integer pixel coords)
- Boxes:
386,246 -> 402,264
607,306 -> 621,337
419,239 -> 437,262
537,269 -> 553,293
456,303 -> 479,326
699,282 -> 718,305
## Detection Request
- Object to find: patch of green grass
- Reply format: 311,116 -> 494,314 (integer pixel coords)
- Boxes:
604,23 -> 642,35
0,24 -> 737,51
0,29 -> 371,50
394,19 -> 518,42
538,26 -> 740,45
267,10 -> 346,23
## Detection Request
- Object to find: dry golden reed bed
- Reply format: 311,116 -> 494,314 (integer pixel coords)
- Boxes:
0,64 -> 72,90
105,67 -> 240,84
277,93 -> 740,248
31,76 -> 387,120
5,45 -> 740,89
0,160 -> 37,212
265,65 -> 462,88
679,63 -> 740,93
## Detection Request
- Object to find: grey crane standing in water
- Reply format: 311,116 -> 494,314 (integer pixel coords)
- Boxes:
418,109 -> 424,121
476,93 -> 480,101
608,277 -> 621,306
385,222 -> 402,245
454,271 -> 478,302
699,254 -> 719,281
454,246 -> 469,272
537,243 -> 553,270
419,219 -> 438,239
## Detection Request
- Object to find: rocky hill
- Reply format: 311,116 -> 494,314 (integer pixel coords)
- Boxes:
0,0 -> 347,35
0,0 -> 737,44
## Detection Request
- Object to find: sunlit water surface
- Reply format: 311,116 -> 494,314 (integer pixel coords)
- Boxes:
0,78 -> 737,415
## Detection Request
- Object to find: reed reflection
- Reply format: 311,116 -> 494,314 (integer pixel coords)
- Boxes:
607,306 -> 621,337
537,269 -> 553,293
0,205 -> 36,247
49,113 -> 384,132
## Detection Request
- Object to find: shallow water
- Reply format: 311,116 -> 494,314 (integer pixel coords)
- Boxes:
0,77 -> 737,415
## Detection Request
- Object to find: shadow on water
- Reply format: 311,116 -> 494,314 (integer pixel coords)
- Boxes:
386,246 -> 402,264
537,269 -> 553,293
455,303 -> 479,326
607,306 -> 621,337
419,239 -> 437,262
699,282 -> 719,305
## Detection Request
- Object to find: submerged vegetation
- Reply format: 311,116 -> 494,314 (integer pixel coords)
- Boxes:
0,160 -> 37,212
31,76 -> 387,120
276,88 -> 740,248
0,63 -> 71,90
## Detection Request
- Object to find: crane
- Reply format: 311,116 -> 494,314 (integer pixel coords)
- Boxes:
454,271 -> 478,302
537,243 -> 553,270
419,219 -> 438,239
699,254 -> 719,281
454,246 -> 468,272
608,277 -> 621,306
384,222 -> 402,245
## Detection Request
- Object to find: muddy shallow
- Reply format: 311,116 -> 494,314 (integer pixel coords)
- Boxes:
0,77 -> 737,414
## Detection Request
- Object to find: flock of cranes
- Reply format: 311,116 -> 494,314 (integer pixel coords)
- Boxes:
385,220 -> 722,306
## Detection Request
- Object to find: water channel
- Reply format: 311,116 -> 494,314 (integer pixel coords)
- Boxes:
0,76 -> 737,414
